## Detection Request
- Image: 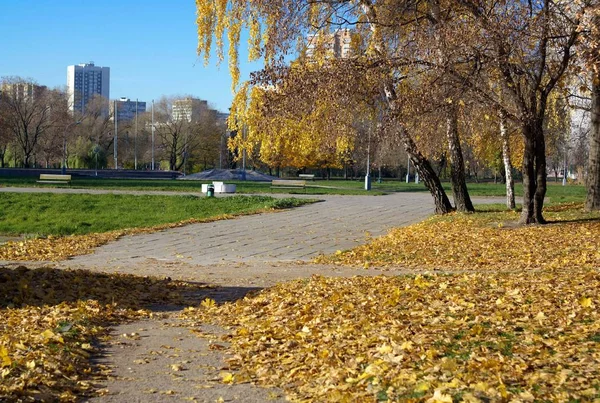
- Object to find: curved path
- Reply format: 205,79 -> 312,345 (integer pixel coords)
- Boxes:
67,191 -> 436,269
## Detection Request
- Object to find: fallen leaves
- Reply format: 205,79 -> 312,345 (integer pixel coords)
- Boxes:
183,270 -> 600,401
0,265 -> 210,401
316,203 -> 600,271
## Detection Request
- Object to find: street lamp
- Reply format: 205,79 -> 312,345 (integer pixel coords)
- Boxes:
62,121 -> 80,174
365,128 -> 371,190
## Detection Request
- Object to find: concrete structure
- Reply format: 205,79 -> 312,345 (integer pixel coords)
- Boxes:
0,81 -> 47,102
306,28 -> 353,59
172,97 -> 208,122
66,62 -> 110,114
110,97 -> 146,121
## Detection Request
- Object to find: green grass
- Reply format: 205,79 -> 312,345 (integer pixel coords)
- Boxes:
0,175 -> 586,201
0,193 -> 312,237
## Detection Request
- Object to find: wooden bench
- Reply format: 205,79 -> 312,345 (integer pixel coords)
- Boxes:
271,179 -> 306,192
37,174 -> 71,185
298,174 -> 315,180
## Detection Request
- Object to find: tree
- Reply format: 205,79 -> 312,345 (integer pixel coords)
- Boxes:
0,77 -> 67,167
197,0 -> 456,213
583,6 -> 600,211
457,0 -> 591,223
78,95 -> 114,169
152,96 -> 222,172
0,94 -> 11,167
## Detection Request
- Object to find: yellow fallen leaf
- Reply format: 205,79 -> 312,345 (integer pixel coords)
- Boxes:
220,372 -> 234,384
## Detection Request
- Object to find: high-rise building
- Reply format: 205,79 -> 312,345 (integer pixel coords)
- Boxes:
110,97 -> 146,121
66,62 -> 110,114
306,29 -> 353,59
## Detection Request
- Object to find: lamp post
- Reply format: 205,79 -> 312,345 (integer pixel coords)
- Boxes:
151,99 -> 155,170
62,121 -> 80,174
114,100 -> 118,169
134,99 -> 138,170
365,129 -> 371,190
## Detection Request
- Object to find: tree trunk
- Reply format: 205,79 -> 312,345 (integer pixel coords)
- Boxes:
446,104 -> 474,212
499,110 -> 515,209
400,128 -> 453,214
519,119 -> 546,224
533,122 -> 547,223
585,75 -> 600,211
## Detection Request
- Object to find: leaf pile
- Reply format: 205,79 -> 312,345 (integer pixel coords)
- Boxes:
0,266 -> 209,401
316,203 -> 600,270
184,270 -> 600,402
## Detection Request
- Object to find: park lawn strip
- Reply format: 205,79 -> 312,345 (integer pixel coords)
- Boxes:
0,266 -> 209,401
0,194 -> 313,261
0,175 -> 587,200
0,193 -> 311,236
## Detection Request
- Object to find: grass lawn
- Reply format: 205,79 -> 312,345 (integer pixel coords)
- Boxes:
0,193 -> 311,237
0,175 -> 587,200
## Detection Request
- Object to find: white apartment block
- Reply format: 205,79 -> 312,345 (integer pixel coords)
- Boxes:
67,62 -> 110,114
306,29 -> 353,59
172,97 -> 209,122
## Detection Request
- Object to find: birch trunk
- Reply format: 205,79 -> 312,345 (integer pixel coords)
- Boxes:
499,110 -> 515,209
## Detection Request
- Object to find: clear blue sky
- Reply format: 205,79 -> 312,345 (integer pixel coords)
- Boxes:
0,0 -> 261,112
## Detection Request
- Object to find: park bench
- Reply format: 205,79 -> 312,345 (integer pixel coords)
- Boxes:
271,179 -> 306,192
298,174 -> 315,180
37,174 -> 71,186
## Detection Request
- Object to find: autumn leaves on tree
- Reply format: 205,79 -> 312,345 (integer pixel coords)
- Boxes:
196,0 -> 600,219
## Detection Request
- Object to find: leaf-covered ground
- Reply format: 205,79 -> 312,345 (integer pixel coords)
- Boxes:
0,266 -> 208,401
315,203 -> 600,271
181,203 -> 600,402
185,270 -> 600,402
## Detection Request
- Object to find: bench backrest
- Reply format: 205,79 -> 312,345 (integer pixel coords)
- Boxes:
272,179 -> 306,186
298,174 -> 315,179
39,174 -> 71,180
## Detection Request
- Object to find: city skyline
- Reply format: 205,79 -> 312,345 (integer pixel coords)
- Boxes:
0,1 -> 263,113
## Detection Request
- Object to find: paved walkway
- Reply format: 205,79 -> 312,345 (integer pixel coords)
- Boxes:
1,187 -> 498,401
68,192 -> 436,269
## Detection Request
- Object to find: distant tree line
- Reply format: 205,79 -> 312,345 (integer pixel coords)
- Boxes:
0,77 -> 227,173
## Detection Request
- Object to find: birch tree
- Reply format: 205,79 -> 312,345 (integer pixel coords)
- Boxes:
196,0 -> 455,214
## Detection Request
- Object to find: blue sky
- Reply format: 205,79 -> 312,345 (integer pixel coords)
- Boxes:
0,0 -> 262,112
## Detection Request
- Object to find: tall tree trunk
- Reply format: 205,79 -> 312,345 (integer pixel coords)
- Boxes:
400,128 -> 453,214
585,73 -> 600,211
499,110 -> 515,209
519,119 -> 546,224
446,104 -> 474,212
585,75 -> 600,211
533,121 -> 547,223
